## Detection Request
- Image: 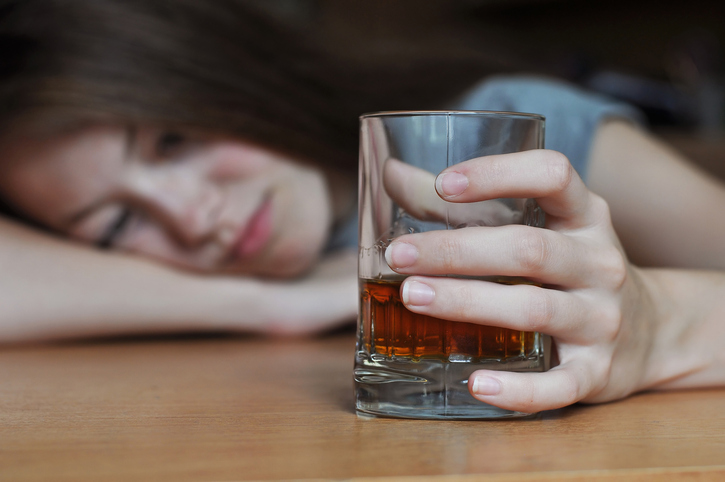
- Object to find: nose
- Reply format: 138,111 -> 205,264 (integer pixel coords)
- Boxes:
124,166 -> 225,247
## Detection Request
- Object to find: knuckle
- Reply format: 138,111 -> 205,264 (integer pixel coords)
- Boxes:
588,193 -> 613,224
597,246 -> 628,289
514,377 -> 539,413
512,229 -> 552,274
437,235 -> 463,272
436,233 -> 471,272
596,302 -> 624,342
545,151 -> 575,193
523,288 -> 555,332
451,284 -> 477,321
559,369 -> 583,406
583,358 -> 615,402
486,156 -> 510,186
596,358 -> 614,389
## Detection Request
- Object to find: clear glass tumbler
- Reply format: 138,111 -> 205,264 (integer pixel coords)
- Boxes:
355,110 -> 550,419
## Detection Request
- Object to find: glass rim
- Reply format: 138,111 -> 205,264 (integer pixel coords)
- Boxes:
359,109 -> 545,121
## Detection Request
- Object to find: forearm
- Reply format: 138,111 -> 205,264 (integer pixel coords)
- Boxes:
0,217 -> 263,343
641,267 -> 725,391
589,121 -> 725,270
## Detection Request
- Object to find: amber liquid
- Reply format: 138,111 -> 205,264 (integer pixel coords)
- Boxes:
360,278 -> 537,360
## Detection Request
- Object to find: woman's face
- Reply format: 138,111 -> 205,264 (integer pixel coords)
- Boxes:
0,124 -> 345,278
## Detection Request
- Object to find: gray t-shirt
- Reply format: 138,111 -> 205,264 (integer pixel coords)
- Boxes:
452,75 -> 644,181
326,76 -> 643,251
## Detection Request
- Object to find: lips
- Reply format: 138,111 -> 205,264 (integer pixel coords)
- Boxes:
234,196 -> 273,260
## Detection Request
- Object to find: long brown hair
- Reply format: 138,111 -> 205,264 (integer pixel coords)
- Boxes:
0,0 -> 514,175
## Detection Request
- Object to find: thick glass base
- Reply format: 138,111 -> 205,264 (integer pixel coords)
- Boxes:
354,346 -> 548,420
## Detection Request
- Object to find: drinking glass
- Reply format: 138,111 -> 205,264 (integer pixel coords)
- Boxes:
355,110 -> 550,419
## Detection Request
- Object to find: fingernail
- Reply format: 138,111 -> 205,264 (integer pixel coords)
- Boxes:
471,376 -> 502,396
401,280 -> 435,306
385,242 -> 418,269
436,171 -> 468,198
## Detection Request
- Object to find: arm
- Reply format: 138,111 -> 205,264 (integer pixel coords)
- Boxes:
642,268 -> 725,391
590,121 -> 725,390
588,120 -> 725,269
0,216 -> 356,343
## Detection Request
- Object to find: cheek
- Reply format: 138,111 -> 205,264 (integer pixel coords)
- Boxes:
121,224 -> 222,271
205,144 -> 283,179
0,165 -> 83,230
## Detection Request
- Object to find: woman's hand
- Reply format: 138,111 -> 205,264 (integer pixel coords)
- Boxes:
384,149 -> 659,412
246,248 -> 358,336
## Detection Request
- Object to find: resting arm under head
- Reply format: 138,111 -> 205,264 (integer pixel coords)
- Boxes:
0,216 -> 356,343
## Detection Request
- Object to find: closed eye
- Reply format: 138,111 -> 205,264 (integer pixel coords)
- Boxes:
96,207 -> 133,249
155,131 -> 187,158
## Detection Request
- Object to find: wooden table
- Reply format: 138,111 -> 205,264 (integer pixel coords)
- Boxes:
1,331 -> 724,481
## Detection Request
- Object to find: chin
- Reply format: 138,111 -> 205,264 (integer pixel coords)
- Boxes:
227,237 -> 322,279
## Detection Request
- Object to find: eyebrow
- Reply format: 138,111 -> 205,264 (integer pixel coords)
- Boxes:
65,126 -> 137,227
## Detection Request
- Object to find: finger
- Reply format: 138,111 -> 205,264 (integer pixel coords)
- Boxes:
383,158 -> 443,222
386,224 -> 624,288
435,150 -> 597,228
259,264 -> 357,336
398,276 -> 610,343
467,360 -> 597,413
382,158 -> 524,227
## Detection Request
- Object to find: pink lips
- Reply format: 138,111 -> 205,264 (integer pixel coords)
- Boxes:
235,197 -> 273,259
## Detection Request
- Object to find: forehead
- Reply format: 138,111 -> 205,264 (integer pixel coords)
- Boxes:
0,125 -> 128,228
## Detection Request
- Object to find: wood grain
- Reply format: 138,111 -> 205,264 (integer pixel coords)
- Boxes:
1,332 -> 724,481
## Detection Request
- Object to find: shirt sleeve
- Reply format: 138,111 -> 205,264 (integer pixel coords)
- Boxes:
452,75 -> 645,182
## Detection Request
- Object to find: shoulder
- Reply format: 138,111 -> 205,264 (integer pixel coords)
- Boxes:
456,75 -> 641,120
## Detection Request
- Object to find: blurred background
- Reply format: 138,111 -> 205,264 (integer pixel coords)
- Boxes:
242,0 -> 725,177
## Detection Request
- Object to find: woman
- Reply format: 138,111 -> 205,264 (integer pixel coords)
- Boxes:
0,0 -> 386,340
1,0 -> 724,413
0,0 -> 500,341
